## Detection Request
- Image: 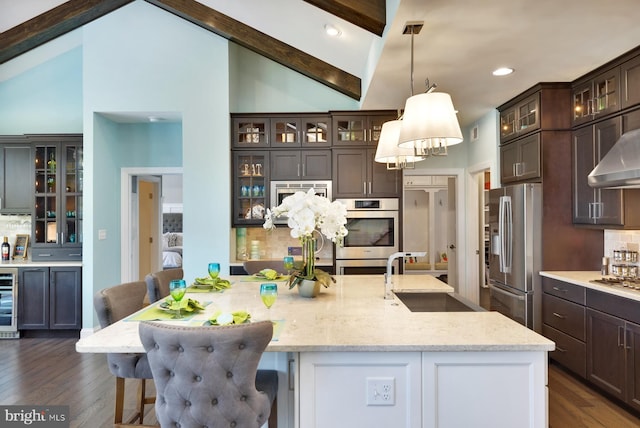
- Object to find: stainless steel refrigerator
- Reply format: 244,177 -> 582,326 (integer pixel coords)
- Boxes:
488,183 -> 542,332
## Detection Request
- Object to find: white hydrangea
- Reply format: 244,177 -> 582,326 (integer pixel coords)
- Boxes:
263,188 -> 348,245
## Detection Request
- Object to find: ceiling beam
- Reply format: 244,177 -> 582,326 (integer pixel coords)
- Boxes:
0,0 -> 361,100
145,0 -> 361,100
303,0 -> 386,36
0,0 -> 135,65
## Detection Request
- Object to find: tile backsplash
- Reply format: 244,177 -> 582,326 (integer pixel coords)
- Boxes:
604,229 -> 640,256
0,215 -> 32,253
232,227 -> 333,262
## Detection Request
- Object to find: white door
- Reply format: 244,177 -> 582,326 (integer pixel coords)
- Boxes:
446,177 -> 457,290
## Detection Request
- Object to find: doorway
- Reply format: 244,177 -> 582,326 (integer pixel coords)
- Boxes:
120,167 -> 182,283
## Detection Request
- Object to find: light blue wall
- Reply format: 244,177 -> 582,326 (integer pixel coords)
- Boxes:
229,43 -> 359,113
0,46 -> 83,134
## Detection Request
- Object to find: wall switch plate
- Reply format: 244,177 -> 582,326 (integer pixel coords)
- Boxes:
366,377 -> 395,406
98,229 -> 107,240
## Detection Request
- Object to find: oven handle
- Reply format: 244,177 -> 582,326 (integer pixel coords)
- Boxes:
489,283 -> 525,301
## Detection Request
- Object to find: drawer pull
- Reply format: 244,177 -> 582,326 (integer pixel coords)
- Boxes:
552,286 -> 567,293
555,346 -> 567,353
618,326 -> 624,348
552,312 -> 566,319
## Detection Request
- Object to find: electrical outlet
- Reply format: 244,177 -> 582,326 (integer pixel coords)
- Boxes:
366,377 -> 395,406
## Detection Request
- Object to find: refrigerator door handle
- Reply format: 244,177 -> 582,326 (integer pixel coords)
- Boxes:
489,283 -> 526,301
499,195 -> 513,273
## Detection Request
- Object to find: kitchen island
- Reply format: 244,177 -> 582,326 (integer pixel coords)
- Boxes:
77,275 -> 553,428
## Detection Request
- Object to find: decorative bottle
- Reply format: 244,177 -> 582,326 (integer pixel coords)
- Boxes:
1,237 -> 10,261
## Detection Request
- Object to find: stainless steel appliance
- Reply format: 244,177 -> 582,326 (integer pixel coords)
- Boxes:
0,268 -> 19,338
335,198 -> 400,275
270,181 -> 332,223
488,183 -> 542,332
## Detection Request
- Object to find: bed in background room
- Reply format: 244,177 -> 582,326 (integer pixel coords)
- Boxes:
162,213 -> 183,269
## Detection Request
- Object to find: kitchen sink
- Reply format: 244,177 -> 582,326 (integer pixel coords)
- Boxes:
394,292 -> 485,312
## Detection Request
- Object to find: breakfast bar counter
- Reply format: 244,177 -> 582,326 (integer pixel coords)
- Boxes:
76,275 -> 552,428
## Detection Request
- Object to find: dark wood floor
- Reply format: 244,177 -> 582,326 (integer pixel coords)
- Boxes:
0,338 -> 639,427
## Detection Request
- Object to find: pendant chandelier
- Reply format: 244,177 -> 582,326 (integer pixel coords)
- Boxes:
375,21 -> 463,169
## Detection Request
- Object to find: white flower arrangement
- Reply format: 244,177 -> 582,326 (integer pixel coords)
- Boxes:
263,188 -> 348,244
263,189 -> 348,288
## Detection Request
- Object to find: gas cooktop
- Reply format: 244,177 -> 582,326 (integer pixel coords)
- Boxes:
590,277 -> 640,291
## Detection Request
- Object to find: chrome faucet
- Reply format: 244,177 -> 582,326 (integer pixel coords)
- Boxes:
384,251 -> 426,299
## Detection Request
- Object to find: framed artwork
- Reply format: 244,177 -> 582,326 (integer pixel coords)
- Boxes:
13,234 -> 28,260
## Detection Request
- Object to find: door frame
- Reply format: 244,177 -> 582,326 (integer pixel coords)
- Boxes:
466,161 -> 492,304
120,167 -> 182,283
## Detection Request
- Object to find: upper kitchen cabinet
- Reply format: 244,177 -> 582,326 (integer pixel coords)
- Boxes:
0,137 -> 32,214
621,54 -> 640,110
498,83 -> 572,185
572,66 -> 620,126
232,117 -> 270,148
499,93 -> 540,143
270,115 -> 331,147
29,135 -> 83,261
500,133 -> 541,184
331,111 -> 395,146
233,151 -> 269,226
270,150 -> 331,181
332,148 -> 400,198
572,117 -> 640,228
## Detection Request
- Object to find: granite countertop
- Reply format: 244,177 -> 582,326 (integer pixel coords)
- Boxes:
76,274 -> 554,354
0,258 -> 82,268
540,271 -> 640,302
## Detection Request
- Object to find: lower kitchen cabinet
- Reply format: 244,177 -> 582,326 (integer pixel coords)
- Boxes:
18,266 -> 82,330
541,277 -> 587,378
586,289 -> 640,411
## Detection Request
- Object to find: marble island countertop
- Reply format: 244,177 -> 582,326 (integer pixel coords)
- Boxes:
76,274 -> 554,354
540,271 -> 640,302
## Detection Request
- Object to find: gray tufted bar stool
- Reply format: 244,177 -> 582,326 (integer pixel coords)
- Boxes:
94,281 -> 155,425
139,320 -> 278,428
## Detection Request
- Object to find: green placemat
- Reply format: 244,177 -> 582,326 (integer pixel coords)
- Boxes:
244,275 -> 289,282
126,301 -> 211,322
186,285 -> 227,293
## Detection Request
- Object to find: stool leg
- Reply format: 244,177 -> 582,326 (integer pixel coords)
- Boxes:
268,397 -> 277,428
114,377 -> 125,424
137,380 -> 146,424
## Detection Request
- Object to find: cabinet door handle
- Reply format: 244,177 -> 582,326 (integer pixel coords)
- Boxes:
596,202 -> 603,219
552,312 -> 566,319
512,163 -> 517,177
368,182 -> 372,194
302,164 -> 305,177
618,326 -> 624,347
552,286 -> 568,293
555,346 -> 567,353
363,182 -> 366,195
626,328 -> 632,350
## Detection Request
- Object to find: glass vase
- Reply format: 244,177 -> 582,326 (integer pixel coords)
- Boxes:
302,236 -> 316,279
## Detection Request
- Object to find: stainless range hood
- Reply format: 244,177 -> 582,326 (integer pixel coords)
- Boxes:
588,128 -> 640,188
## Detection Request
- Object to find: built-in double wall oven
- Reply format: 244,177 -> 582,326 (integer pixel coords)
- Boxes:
335,198 -> 399,275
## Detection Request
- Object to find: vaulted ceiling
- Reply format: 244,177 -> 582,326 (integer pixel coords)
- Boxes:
3,0 -> 640,128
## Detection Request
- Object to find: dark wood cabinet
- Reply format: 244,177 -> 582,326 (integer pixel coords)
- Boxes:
541,278 -> 587,378
572,117 -> 640,227
332,148 -> 399,198
18,266 -> 81,330
500,133 -> 541,184
499,93 -> 540,143
621,55 -> 640,110
331,112 -> 395,146
0,138 -> 32,214
585,288 -> 640,412
232,117 -> 270,148
572,66 -> 620,126
270,116 -> 331,147
270,149 -> 331,180
28,135 -> 83,260
233,151 -> 269,226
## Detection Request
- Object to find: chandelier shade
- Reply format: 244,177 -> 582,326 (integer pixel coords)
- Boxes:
397,92 -> 463,156
374,119 -> 425,169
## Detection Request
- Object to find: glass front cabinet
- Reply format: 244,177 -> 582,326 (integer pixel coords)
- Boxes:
31,136 -> 83,260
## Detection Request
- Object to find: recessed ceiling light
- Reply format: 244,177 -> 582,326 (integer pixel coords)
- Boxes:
324,24 -> 342,37
493,67 -> 514,76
